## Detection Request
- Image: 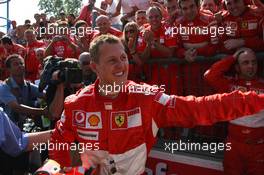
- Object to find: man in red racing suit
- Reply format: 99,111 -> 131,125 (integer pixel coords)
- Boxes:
50,35 -> 264,175
204,48 -> 264,175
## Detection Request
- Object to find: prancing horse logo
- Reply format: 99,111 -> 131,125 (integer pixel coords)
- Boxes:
115,114 -> 125,127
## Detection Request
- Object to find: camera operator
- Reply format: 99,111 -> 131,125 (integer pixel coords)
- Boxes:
40,57 -> 83,120
78,52 -> 97,86
0,54 -> 49,175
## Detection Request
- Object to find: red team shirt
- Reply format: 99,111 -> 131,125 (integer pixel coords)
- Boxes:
176,12 -> 217,58
25,40 -> 45,81
136,23 -> 180,94
220,7 -> 264,53
49,37 -> 77,58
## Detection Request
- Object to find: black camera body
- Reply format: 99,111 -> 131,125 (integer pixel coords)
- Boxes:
39,56 -> 83,92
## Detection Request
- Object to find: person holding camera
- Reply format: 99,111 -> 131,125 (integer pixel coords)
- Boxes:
39,57 -> 84,120
49,35 -> 264,174
0,54 -> 50,175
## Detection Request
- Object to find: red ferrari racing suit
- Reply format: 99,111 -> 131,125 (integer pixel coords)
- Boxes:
220,7 -> 264,53
204,55 -> 264,175
50,79 -> 264,175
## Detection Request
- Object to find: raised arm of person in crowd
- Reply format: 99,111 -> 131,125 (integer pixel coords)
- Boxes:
204,55 -> 236,92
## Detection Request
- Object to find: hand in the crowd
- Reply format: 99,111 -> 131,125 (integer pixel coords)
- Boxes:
120,16 -> 128,23
185,48 -> 197,62
214,12 -> 223,23
128,37 -> 135,51
51,70 -> 60,81
61,167 -> 72,173
224,39 -> 245,50
143,30 -> 154,44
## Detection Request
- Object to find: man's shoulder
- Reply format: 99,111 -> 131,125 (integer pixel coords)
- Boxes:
65,84 -> 95,104
0,81 -> 10,91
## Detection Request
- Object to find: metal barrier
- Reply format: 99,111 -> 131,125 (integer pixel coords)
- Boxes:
130,53 -> 264,95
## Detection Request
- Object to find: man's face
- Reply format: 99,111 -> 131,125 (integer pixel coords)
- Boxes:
96,17 -> 111,34
41,13 -> 47,20
125,26 -> 138,39
136,13 -> 147,27
34,14 -> 40,21
24,32 -> 35,43
77,24 -> 88,37
92,42 -> 129,86
67,15 -> 75,22
180,0 -> 198,21
201,0 -> 218,13
148,9 -> 162,29
236,52 -> 258,79
8,57 -> 25,76
80,58 -> 92,76
165,0 -> 178,16
225,0 -> 245,17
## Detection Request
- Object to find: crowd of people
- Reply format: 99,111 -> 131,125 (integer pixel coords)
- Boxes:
0,0 -> 264,174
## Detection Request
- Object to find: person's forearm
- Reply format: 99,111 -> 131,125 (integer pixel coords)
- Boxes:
45,43 -> 53,57
49,84 -> 64,119
13,104 -> 46,117
26,130 -> 53,151
93,7 -> 108,15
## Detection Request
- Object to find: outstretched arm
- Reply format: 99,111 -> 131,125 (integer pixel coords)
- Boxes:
152,90 -> 264,128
